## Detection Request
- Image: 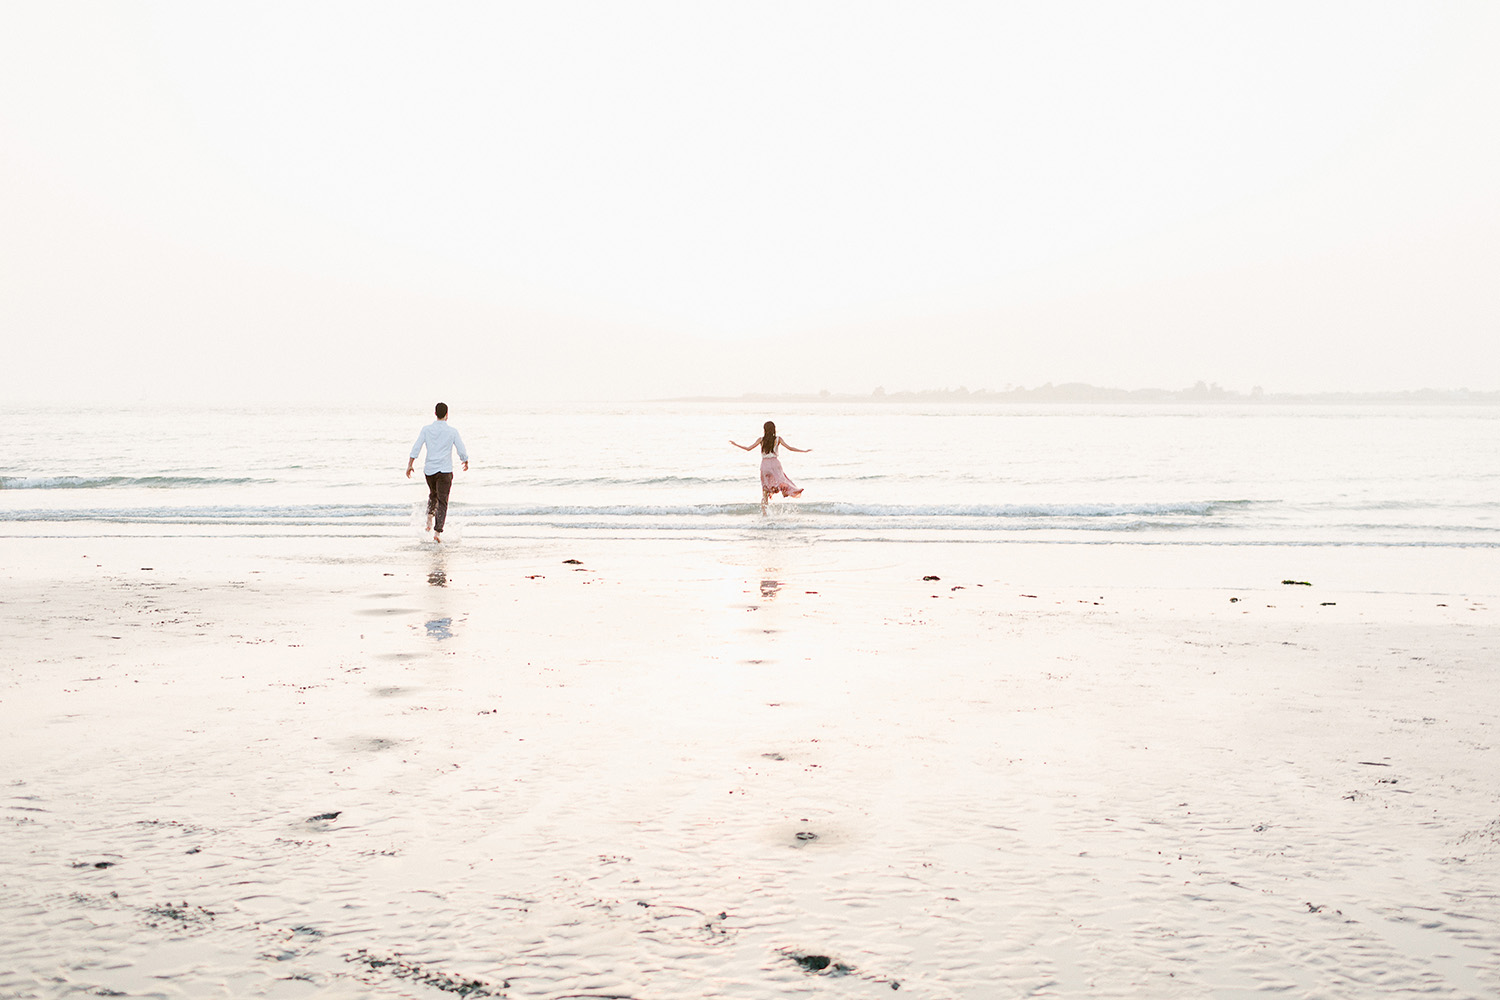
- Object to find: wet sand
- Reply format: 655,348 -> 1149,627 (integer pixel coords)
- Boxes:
1,534 -> 1498,998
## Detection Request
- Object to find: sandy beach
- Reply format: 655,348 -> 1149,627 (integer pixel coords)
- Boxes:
2,533 -> 1497,998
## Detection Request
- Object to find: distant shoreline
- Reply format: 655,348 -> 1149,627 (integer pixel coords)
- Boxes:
662,383 -> 1500,405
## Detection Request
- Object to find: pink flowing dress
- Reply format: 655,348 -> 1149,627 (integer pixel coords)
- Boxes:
759,448 -> 803,498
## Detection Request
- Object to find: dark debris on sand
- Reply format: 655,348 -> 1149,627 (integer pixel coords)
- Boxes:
143,901 -> 216,931
346,949 -> 506,997
788,951 -> 855,976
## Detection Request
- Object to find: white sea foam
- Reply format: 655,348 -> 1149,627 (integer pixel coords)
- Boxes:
0,474 -> 263,489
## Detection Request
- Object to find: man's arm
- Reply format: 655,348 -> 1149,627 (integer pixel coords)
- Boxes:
455,431 -> 470,471
407,430 -> 426,478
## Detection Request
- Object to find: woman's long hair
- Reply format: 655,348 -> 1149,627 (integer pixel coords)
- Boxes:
761,420 -> 776,454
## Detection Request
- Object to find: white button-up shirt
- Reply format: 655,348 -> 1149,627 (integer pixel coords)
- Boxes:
410,420 -> 469,475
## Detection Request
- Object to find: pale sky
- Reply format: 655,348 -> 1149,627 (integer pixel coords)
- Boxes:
2,1 -> 1496,403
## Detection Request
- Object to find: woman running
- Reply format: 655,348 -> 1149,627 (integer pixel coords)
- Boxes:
730,420 -> 811,513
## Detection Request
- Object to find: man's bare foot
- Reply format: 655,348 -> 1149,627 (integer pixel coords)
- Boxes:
433,532 -> 442,543
425,515 -> 434,531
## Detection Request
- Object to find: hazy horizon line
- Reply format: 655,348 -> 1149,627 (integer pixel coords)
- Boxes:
661,382 -> 1500,404
11,381 -> 1500,410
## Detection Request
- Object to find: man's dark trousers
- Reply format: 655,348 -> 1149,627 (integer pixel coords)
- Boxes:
425,472 -> 453,533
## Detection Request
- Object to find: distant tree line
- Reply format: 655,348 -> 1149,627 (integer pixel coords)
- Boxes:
672,383 -> 1500,404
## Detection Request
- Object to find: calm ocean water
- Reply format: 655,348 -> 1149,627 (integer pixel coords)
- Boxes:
2,402 -> 1497,546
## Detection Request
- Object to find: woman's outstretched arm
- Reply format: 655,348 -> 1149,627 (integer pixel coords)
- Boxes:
729,437 -> 764,451
779,438 -> 811,453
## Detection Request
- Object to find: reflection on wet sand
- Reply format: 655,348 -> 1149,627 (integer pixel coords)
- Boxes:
425,547 -> 453,639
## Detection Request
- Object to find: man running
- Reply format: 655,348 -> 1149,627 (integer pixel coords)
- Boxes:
406,402 -> 469,542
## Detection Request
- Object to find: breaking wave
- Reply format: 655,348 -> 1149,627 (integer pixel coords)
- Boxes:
0,475 -> 264,490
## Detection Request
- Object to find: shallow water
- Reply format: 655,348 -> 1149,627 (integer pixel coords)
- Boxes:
2,536 -> 1497,998
3,402 -> 1498,546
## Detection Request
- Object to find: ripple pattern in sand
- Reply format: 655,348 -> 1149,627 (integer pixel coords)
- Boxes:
1,553 -> 1497,998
